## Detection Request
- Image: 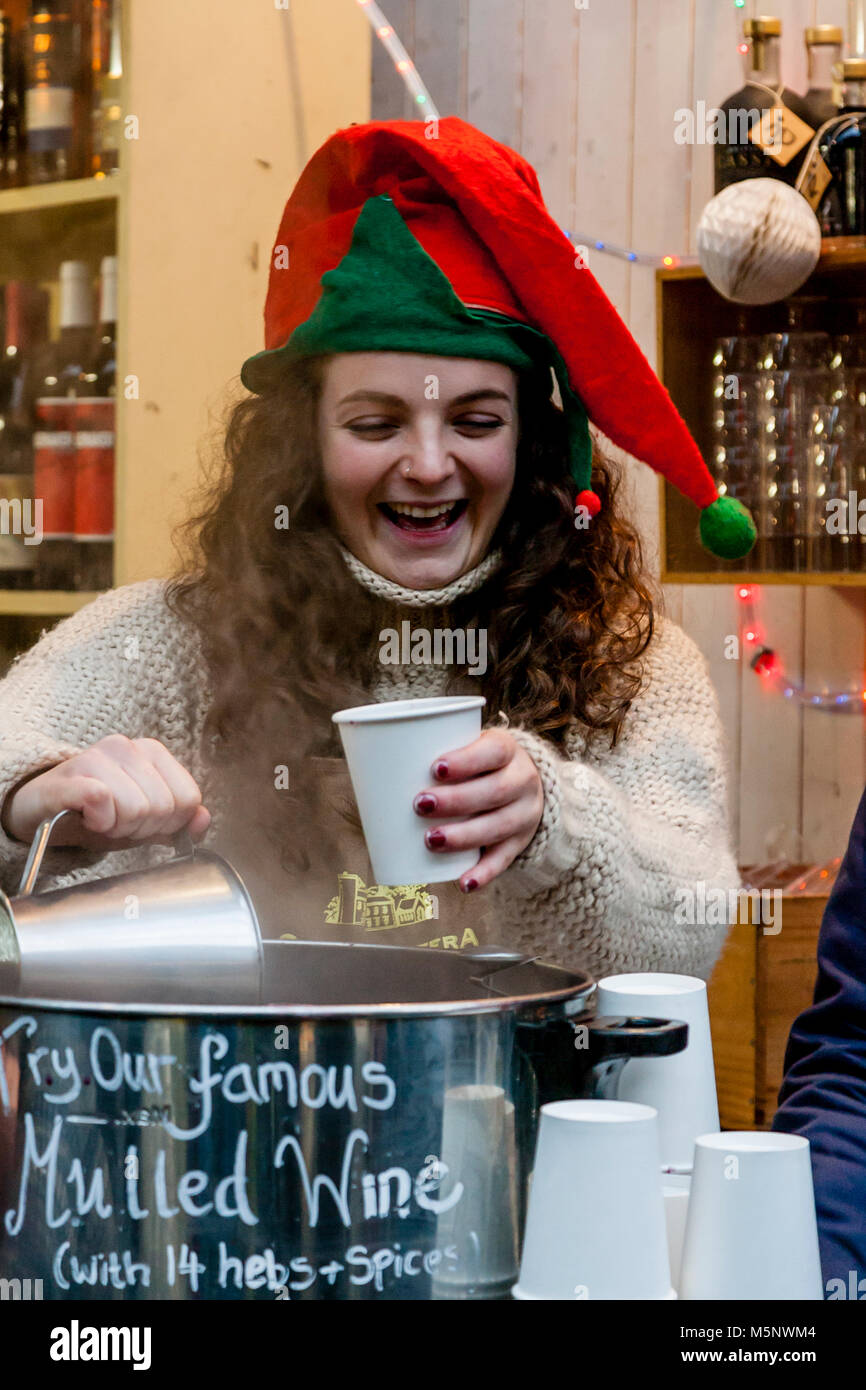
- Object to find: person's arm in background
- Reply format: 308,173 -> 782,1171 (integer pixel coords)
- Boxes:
773,785 -> 866,1294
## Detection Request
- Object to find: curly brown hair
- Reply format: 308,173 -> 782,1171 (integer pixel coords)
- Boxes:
166,356 -> 655,872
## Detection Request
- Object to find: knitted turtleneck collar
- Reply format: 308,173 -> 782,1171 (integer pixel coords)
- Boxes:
339,545 -> 502,609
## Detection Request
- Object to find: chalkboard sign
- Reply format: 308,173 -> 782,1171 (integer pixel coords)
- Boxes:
0,1002 -> 530,1300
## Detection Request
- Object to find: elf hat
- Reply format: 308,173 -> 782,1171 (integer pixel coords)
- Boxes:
241,117 -> 755,561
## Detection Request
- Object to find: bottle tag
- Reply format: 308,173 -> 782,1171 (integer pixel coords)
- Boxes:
748,105 -> 815,166
798,145 -> 833,210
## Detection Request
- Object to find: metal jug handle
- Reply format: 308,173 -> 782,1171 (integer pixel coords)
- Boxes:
18,808 -> 197,897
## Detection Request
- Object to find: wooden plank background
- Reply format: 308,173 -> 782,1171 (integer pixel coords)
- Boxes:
370,0 -> 865,865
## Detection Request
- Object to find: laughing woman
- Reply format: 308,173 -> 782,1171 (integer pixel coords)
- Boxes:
0,120 -> 753,979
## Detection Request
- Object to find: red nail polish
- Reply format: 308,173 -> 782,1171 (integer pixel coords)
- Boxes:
414,794 -> 437,815
462,877 -> 478,893
426,828 -> 446,849
434,760 -> 449,780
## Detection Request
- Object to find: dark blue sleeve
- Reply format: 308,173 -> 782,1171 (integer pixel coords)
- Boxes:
772,785 -> 866,1294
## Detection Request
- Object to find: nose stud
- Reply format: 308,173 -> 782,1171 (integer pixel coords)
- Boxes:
402,462 -> 413,478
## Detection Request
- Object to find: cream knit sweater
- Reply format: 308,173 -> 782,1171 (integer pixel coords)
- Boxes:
0,549 -> 739,980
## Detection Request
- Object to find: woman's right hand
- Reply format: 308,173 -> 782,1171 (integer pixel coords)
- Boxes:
0,735 -> 211,849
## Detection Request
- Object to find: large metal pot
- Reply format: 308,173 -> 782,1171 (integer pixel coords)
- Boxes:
0,939 -> 685,1301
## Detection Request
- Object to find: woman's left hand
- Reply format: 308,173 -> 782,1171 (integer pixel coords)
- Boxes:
413,728 -> 544,891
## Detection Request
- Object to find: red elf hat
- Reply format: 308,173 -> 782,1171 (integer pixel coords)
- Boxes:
241,117 -> 755,561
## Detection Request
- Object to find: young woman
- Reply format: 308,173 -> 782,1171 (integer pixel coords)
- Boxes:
0,119 -> 753,979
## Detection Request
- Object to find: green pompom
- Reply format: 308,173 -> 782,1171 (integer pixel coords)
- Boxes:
699,496 -> 757,561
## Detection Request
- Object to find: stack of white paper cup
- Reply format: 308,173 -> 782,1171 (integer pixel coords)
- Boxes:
332,695 -> 485,885
662,1173 -> 691,1293
595,973 -> 720,1169
514,1100 -> 674,1301
679,1132 -> 824,1300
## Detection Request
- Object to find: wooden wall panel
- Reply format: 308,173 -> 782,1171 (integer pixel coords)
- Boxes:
415,0 -> 466,118
572,0 -> 634,317
371,0 -> 415,119
518,0 -> 579,228
739,587 -> 805,862
689,0 -> 742,249
466,0 -> 524,150
802,589 -> 866,858
628,0 -> 695,567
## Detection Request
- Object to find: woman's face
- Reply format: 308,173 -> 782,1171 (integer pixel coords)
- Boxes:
318,353 -> 518,589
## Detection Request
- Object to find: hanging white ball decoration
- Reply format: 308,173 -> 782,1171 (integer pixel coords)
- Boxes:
697,178 -> 821,305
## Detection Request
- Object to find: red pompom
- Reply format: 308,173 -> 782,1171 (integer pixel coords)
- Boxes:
575,489 -> 601,519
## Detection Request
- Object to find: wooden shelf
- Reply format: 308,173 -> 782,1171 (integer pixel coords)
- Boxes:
658,236 -> 866,284
0,175 -> 122,218
0,591 -> 102,616
657,241 -> 866,585
663,571 -> 866,587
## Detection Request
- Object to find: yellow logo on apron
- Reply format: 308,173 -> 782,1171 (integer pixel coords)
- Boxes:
325,871 -> 438,930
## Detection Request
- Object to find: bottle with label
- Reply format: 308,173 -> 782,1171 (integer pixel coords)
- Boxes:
73,252 -> 114,590
815,59 -> 866,237
34,259 -> 93,589
802,25 -> 843,131
0,282 -> 49,588
90,0 -> 121,177
714,17 -> 815,193
23,0 -> 84,184
0,11 -> 24,188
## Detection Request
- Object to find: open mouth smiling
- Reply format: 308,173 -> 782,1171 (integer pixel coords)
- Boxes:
378,499 -> 470,534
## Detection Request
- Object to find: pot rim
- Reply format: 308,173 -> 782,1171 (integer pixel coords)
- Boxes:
0,941 -> 597,1020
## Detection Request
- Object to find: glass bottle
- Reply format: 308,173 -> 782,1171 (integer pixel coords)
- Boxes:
0,282 -> 49,589
73,252 -> 114,590
90,0 -> 121,177
0,10 -> 23,188
760,298 -> 833,574
34,259 -> 94,589
802,25 -> 843,130
816,59 -> 866,237
23,0 -> 84,184
710,311 -> 766,571
714,17 -> 814,193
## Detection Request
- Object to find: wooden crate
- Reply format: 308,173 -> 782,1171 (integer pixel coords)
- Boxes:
707,876 -> 831,1129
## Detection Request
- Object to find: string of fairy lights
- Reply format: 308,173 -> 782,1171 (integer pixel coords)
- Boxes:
356,0 -> 865,715
738,585 -> 866,713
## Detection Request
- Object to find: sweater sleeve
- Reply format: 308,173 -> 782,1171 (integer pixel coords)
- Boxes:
0,580 -> 204,895
491,617 -> 740,980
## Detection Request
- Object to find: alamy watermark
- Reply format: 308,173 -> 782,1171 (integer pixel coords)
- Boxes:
674,884 -> 782,935
674,102 -> 785,151
379,622 -> 487,676
0,496 -> 42,546
0,1276 -> 43,1299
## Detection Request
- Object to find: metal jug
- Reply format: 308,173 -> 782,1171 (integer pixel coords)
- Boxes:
0,809 -> 263,1003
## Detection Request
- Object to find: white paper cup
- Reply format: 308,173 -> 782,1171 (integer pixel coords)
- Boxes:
679,1131 -> 824,1301
332,695 -> 485,884
433,1085 -> 520,1297
596,973 -> 719,1168
662,1172 -> 691,1294
514,1100 -> 673,1301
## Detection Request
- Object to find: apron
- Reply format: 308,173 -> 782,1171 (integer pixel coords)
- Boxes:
216,756 -> 493,954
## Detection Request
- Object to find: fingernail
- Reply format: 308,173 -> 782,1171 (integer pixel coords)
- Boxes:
461,878 -> 478,893
433,760 -> 449,780
414,793 -> 437,815
426,828 -> 447,849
